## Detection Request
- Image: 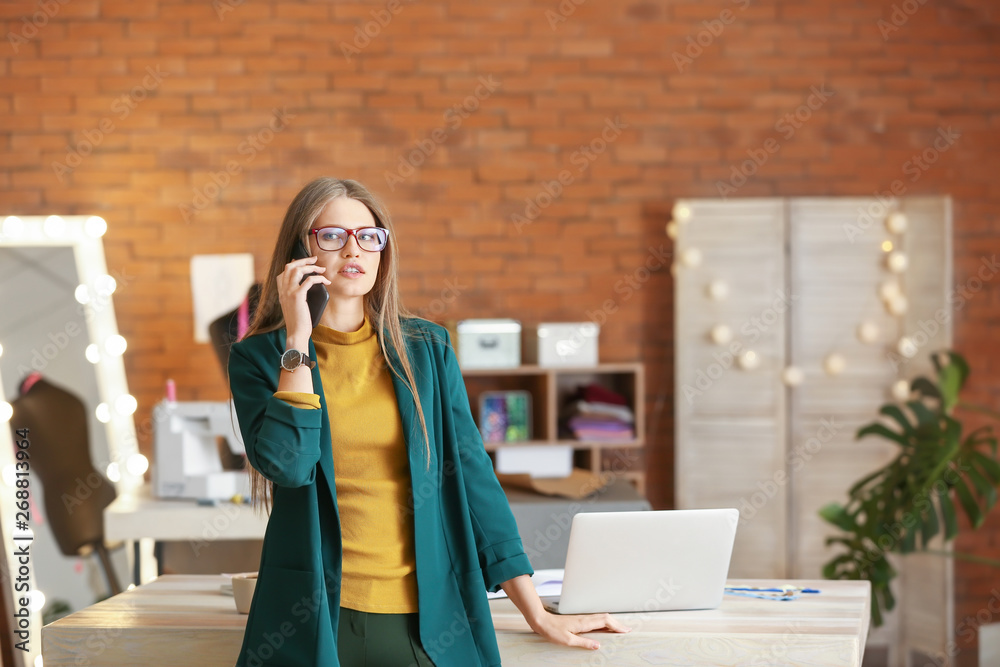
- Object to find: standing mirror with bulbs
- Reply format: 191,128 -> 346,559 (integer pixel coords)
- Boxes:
0,215 -> 142,656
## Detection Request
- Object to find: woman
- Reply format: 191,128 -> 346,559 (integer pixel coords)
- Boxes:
228,177 -> 629,667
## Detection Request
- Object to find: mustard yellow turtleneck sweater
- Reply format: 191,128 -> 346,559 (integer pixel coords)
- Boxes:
273,316 -> 418,614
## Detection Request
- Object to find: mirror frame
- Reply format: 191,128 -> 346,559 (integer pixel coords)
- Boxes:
0,215 -> 141,491
0,214 -> 142,663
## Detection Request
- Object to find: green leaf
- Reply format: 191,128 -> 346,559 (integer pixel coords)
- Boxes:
819,502 -> 858,532
966,465 -> 998,512
906,400 -> 939,430
900,522 -> 918,553
937,486 -> 959,540
939,364 -> 962,413
858,423 -> 909,448
947,351 -> 971,389
879,404 -> 915,437
910,377 -> 941,401
954,478 -> 984,529
971,451 -> 1000,483
920,500 -> 940,548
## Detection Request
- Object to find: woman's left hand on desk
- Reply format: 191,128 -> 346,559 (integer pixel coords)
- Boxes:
530,611 -> 632,650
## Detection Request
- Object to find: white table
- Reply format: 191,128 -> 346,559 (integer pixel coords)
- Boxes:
42,575 -> 870,666
104,486 -> 267,583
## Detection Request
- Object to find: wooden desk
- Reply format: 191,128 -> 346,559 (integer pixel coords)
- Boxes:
42,575 -> 869,666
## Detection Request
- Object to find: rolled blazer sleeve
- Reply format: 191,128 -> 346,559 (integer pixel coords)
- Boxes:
441,332 -> 534,591
228,342 -> 323,488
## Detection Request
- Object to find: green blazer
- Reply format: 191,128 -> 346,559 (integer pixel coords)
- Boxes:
228,318 -> 533,667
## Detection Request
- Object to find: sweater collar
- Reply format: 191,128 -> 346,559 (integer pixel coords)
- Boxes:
311,315 -> 374,346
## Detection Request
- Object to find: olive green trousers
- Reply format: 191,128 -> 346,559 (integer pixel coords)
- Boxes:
338,607 -> 436,667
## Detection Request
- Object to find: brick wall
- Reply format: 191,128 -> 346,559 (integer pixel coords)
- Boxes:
2,0 -> 998,661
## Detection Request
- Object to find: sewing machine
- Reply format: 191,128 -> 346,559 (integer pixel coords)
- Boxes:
152,400 -> 250,500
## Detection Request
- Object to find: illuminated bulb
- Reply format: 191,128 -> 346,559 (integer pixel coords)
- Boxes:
881,240 -> 893,252
94,274 -> 117,295
897,337 -> 918,358
824,353 -> 846,376
84,215 -> 107,238
886,211 -> 908,234
74,284 -> 90,305
34,653 -> 43,667
878,280 -> 901,301
2,216 -> 24,238
709,325 -> 732,345
887,251 -> 908,273
1,464 -> 15,486
891,379 -> 911,402
127,583 -> 136,591
106,462 -> 121,483
0,402 -> 12,423
887,294 -> 909,316
126,453 -> 149,476
857,322 -> 880,344
115,394 -> 138,416
104,335 -> 127,356
43,215 -> 65,238
681,247 -> 702,267
673,204 -> 691,223
738,350 -> 760,370
0,342 -> 3,357
95,403 -> 111,423
782,366 -> 805,386
706,280 -> 729,301
665,221 -> 678,239
29,590 -> 45,613
85,344 -> 100,363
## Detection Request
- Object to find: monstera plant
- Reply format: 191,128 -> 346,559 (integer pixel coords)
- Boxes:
820,350 -> 1000,626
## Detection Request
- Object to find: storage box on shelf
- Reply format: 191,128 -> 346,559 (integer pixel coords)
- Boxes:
460,363 -> 646,494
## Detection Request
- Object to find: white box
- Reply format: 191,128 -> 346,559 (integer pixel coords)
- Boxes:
456,318 -> 521,369
525,322 -> 599,367
495,445 -> 573,478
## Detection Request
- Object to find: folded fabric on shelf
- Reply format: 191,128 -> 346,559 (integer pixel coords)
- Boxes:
571,400 -> 635,424
572,427 -> 635,442
580,383 -> 629,407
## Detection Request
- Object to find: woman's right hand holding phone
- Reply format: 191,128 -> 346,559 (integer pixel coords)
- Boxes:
277,255 -> 330,347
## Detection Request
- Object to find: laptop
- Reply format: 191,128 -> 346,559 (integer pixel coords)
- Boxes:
542,508 -> 739,615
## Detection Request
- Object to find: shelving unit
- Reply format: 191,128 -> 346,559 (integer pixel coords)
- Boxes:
460,363 -> 646,493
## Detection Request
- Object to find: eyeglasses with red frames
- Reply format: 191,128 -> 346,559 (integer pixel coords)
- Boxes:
309,226 -> 389,252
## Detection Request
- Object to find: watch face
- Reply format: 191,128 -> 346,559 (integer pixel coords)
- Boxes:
281,349 -> 302,371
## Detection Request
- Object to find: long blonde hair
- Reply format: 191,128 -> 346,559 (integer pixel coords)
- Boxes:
235,177 -> 433,513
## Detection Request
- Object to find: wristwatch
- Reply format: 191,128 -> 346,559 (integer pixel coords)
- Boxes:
280,348 -> 316,372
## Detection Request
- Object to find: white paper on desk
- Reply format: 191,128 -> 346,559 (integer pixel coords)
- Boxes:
487,568 -> 564,600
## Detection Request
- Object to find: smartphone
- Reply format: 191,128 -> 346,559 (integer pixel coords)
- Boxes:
292,240 -> 329,328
